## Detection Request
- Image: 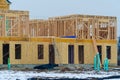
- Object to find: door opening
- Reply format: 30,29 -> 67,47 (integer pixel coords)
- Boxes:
78,45 -> 84,64
49,44 -> 55,64
3,44 -> 9,64
68,45 -> 74,64
97,45 -> 102,63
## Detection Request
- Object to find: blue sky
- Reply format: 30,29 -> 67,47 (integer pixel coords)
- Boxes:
10,0 -> 120,37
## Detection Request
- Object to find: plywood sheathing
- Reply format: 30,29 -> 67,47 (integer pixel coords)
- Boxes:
0,39 -> 117,65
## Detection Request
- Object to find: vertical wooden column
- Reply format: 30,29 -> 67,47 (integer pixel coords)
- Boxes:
16,14 -> 20,37
107,21 -> 110,40
26,15 -> 30,37
64,20 -> 66,36
4,14 -> 7,36
92,19 -> 95,39
88,19 -> 91,39
0,14 -> 5,36
82,20 -> 84,39
75,17 -> 78,37
114,19 -> 117,39
36,20 -> 38,37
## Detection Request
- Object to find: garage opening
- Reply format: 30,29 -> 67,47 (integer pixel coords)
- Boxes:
68,45 -> 74,64
3,44 -> 9,64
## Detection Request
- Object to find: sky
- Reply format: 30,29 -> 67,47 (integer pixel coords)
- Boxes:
10,0 -> 120,37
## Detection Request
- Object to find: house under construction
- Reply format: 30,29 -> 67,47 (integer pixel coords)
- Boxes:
0,0 -> 117,66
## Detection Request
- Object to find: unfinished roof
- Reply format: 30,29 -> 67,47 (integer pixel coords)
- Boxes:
29,14 -> 117,40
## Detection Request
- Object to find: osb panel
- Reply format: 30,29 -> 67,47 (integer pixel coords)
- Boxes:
0,41 -> 3,64
35,42 -> 49,64
55,42 -> 68,64
10,42 -> 50,64
110,44 -> 117,64
74,43 -> 80,64
77,42 -> 117,65
0,40 -> 117,65
54,42 -> 62,64
53,42 -> 81,64
84,43 -> 93,64
30,38 -> 52,42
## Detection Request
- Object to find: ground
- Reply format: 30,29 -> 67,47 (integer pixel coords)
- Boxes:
0,69 -> 120,80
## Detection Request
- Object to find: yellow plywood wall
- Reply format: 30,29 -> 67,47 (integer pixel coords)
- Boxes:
10,42 -> 49,64
82,42 -> 117,65
54,39 -> 117,65
0,41 -> 3,64
0,39 -> 117,65
83,43 -> 94,64
109,44 -> 117,65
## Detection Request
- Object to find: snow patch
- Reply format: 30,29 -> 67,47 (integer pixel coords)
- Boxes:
0,70 -> 120,80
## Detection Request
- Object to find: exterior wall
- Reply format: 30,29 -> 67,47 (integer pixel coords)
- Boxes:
110,44 -> 117,65
0,41 -> 3,64
82,42 -> 117,65
0,38 -> 117,65
10,42 -> 49,64
54,39 -> 117,65
54,42 -> 68,64
83,42 -> 95,64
